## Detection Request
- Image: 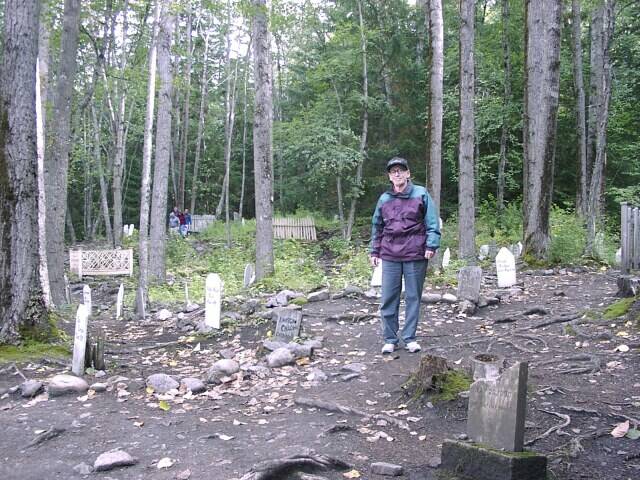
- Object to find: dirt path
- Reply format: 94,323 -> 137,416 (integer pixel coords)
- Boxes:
1,268 -> 639,480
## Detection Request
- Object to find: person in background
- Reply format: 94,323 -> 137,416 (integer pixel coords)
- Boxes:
369,157 -> 441,354
183,208 -> 192,236
168,211 -> 180,235
177,209 -> 187,237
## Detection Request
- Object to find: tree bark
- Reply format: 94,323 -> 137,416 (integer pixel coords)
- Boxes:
189,30 -> 210,215
571,0 -> 588,218
427,0 -> 443,210
0,0 -> 47,343
523,0 -> 562,260
177,3 -> 193,210
224,62 -> 239,247
346,0 -> 369,242
252,0 -> 274,280
239,40 -> 252,220
138,0 -> 161,308
91,104 -> 114,244
497,0 -> 512,214
149,4 -> 176,282
458,0 -> 476,260
44,0 -> 81,306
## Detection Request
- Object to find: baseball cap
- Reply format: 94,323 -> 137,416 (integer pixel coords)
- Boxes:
386,157 -> 409,172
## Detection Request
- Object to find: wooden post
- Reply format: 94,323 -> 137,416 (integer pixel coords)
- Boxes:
622,203 -> 630,274
93,332 -> 105,371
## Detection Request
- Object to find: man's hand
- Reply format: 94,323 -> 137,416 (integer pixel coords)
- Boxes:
370,255 -> 380,267
424,250 -> 435,260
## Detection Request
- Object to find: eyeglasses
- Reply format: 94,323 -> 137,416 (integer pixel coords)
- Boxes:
388,168 -> 406,175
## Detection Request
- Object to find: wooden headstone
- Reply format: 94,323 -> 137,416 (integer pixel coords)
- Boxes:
72,304 -> 89,376
467,362 -> 529,452
371,263 -> 382,287
274,308 -> 303,342
457,266 -> 482,303
205,273 -> 222,329
135,286 -> 146,319
83,285 -> 92,316
243,263 -> 255,288
116,283 -> 124,319
496,247 -> 517,288
442,247 -> 451,269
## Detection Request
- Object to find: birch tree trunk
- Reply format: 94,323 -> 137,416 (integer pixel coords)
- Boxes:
252,0 -> 274,280
523,0 -> 562,260
44,0 -> 81,306
149,5 -> 176,282
177,3 -> 193,210
239,41 -> 252,219
585,0 -> 615,256
91,104 -> 114,244
0,0 -> 47,343
346,0 -> 369,242
138,1 -> 161,308
225,62 -> 239,247
497,0 -> 512,214
427,0 -> 443,210
189,30 -> 210,214
571,0 -> 588,218
457,0 -> 475,260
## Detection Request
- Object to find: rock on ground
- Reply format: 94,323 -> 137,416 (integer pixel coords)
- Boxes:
48,374 -> 89,397
266,348 -> 295,368
206,359 -> 240,384
20,380 -> 43,398
93,450 -> 138,472
181,377 -> 206,394
370,462 -> 403,476
146,373 -> 179,393
307,289 -> 329,302
155,309 -> 173,321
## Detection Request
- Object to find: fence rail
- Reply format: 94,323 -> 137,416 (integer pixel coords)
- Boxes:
273,217 -> 317,241
189,214 -> 216,233
69,249 -> 134,279
621,202 -> 640,274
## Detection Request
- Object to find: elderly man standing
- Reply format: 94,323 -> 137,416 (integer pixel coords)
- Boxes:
369,157 -> 441,354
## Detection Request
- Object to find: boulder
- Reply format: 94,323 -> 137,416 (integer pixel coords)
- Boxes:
307,289 -> 329,302
181,377 -> 206,394
206,359 -> 240,384
146,373 -> 179,393
155,309 -> 172,321
266,348 -> 295,368
48,374 -> 89,397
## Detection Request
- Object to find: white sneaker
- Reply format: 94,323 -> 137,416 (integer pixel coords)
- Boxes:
381,343 -> 396,354
405,341 -> 421,353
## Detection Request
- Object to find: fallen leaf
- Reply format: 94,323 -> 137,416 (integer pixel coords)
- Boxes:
146,387 -> 155,395
217,434 -> 234,441
157,457 -> 174,469
159,400 -> 171,412
611,420 -> 630,438
615,345 -> 630,353
133,421 -> 144,427
343,470 -> 361,478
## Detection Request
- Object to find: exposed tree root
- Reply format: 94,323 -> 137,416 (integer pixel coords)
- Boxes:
239,452 -> 351,480
525,409 -> 571,446
25,427 -> 65,448
526,313 -> 581,330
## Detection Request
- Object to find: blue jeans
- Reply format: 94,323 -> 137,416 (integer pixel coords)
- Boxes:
380,259 -> 427,345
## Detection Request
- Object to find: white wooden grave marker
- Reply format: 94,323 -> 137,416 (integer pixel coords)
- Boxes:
496,247 -> 517,288
116,283 -> 124,319
72,304 -> 89,376
243,263 -> 255,288
83,284 -> 92,316
205,273 -> 222,329
371,263 -> 382,287
442,247 -> 451,269
64,274 -> 71,304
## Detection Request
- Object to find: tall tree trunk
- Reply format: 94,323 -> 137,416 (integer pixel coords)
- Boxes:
149,5 -> 176,282
44,0 -> 81,306
586,7 -> 603,188
238,41 -> 252,220
585,0 -> 615,256
331,80 -> 346,237
224,62 -> 239,247
177,3 -> 193,210
497,0 -> 512,214
523,0 -> 562,260
0,0 -> 47,343
91,104 -> 114,244
252,0 -> 274,280
189,31 -> 210,214
346,0 -> 369,242
66,203 -> 77,245
427,0 -> 444,210
571,0 -> 588,218
36,62 -> 52,309
458,0 -> 475,260
138,0 -> 161,309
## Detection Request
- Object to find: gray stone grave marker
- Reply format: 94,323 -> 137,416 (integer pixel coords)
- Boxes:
457,266 -> 482,303
83,285 -> 92,316
442,247 -> 451,269
467,362 -> 528,452
72,304 -> 89,376
243,263 -> 255,288
116,283 -> 124,319
205,273 -> 222,329
274,308 -> 303,342
496,247 -> 517,288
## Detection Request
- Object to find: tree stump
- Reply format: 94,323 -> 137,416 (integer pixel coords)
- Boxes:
403,354 -> 450,400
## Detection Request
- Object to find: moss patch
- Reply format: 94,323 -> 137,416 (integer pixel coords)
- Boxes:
0,342 -> 70,364
290,297 -> 308,306
603,296 -> 636,320
431,370 -> 473,403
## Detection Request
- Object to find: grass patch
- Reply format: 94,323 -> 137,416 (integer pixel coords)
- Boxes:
0,342 -> 70,364
603,296 -> 637,320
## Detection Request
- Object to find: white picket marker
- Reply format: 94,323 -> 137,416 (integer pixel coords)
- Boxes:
205,273 -> 222,329
442,247 -> 451,269
72,304 -> 89,376
116,283 -> 124,319
496,247 -> 517,288
83,285 -> 92,316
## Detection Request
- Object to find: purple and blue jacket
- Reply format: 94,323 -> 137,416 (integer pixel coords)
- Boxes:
370,181 -> 441,262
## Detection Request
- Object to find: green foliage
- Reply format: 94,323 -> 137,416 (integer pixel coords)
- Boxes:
549,208 -> 586,264
603,296 -> 636,320
0,342 -> 70,364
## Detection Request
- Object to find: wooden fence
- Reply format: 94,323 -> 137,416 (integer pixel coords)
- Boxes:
69,249 -> 134,279
273,217 -> 317,241
621,202 -> 640,274
189,214 -> 216,233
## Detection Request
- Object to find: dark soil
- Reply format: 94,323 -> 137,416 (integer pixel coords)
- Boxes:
1,267 -> 639,480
